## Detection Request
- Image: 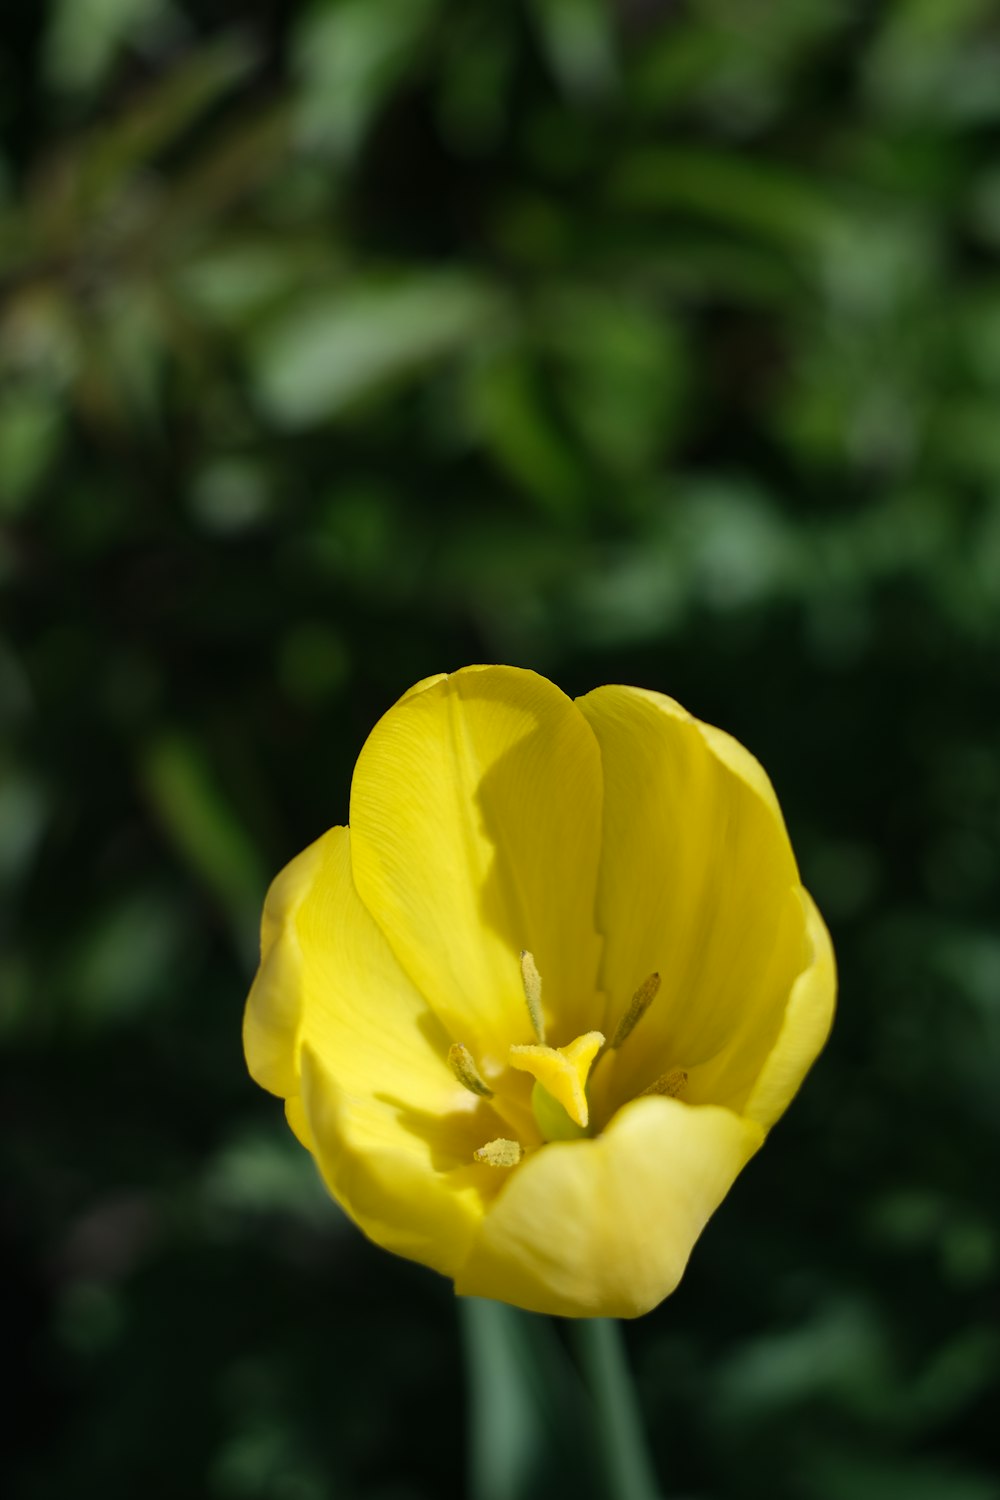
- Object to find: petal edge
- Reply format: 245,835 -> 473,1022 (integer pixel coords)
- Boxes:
455,1096 -> 764,1318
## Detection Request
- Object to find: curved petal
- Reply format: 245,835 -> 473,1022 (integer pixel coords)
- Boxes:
743,890 -> 836,1128
299,1044 -> 486,1278
243,825 -> 476,1118
350,666 -> 605,1070
244,825 -> 509,1273
576,685 -> 810,1112
398,672 -> 447,704
243,832 -> 330,1099
455,1096 -> 764,1317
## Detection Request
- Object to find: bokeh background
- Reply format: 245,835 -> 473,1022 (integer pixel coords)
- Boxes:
4,1 -> 1000,1497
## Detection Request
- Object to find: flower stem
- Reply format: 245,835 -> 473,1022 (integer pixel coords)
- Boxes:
571,1318 -> 662,1500
461,1298 -> 592,1500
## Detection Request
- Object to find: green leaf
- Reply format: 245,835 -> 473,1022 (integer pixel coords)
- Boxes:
613,147 -> 848,251
252,273 -> 505,427
44,0 -> 175,98
293,0 -> 441,159
141,732 -> 265,965
527,0 -> 618,102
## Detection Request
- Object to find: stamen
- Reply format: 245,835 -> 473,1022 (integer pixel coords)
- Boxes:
448,1043 -> 494,1098
609,972 -> 661,1050
520,949 -> 546,1042
643,1067 -> 687,1099
474,1138 -> 523,1168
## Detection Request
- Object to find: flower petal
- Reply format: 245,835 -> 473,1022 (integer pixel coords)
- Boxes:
576,685 -> 813,1113
455,1096 -> 764,1317
243,832 -> 330,1099
299,1043 -> 486,1278
350,666 -> 604,1068
244,825 -> 472,1117
244,825 -> 505,1274
743,890 -> 836,1128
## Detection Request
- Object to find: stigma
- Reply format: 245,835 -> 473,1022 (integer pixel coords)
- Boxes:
509,1030 -> 605,1137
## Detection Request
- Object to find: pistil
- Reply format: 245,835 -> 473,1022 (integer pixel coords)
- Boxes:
510,1029 -> 605,1137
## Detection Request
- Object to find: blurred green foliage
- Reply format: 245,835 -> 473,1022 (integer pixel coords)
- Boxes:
3,1 -> 1000,1497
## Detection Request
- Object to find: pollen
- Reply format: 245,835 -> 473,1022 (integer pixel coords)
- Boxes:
509,1030 -> 605,1133
474,1138 -> 523,1168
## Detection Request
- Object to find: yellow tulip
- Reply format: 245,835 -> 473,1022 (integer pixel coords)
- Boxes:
244,666 -> 835,1318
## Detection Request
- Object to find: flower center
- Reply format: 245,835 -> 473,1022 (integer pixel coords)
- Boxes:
449,950 -> 683,1168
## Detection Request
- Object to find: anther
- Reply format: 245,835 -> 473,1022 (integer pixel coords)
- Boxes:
609,972 -> 660,1050
520,949 -> 546,1043
448,1043 -> 494,1098
474,1138 -> 523,1168
643,1067 -> 687,1099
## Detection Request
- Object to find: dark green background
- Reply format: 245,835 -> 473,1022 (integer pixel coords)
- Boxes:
3,2 -> 999,1496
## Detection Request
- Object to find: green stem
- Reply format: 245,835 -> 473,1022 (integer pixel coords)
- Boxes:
461,1298 -> 592,1500
571,1318 -> 662,1500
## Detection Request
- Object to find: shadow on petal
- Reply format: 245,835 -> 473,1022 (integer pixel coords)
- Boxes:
374,1090 -> 516,1200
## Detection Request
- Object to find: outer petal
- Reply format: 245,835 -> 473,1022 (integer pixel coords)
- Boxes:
243,825 -> 503,1271
576,685 -> 819,1114
244,826 -> 460,1110
349,666 -> 605,1069
743,890 -> 836,1128
243,831 -> 331,1099
298,1044 -> 486,1278
455,1096 -> 765,1317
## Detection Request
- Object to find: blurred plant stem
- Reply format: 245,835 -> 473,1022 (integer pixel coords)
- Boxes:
462,1299 -> 661,1500
462,1297 -> 591,1500
571,1318 -> 661,1500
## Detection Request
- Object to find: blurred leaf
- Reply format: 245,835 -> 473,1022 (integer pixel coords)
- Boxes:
44,0 -> 178,98
141,732 -> 265,964
0,387 -> 63,514
189,457 -> 271,533
178,239 -> 328,328
863,0 -> 1000,125
72,890 -> 186,1025
614,146 -> 847,252
527,0 -> 618,102
252,272 -> 505,426
293,0 -> 441,159
543,288 -> 683,476
202,1126 -> 336,1226
0,766 -> 49,885
716,1298 -> 894,1426
469,349 -> 591,518
95,33 -> 257,172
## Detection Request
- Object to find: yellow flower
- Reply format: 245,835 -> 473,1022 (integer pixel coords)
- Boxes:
244,666 -> 835,1318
